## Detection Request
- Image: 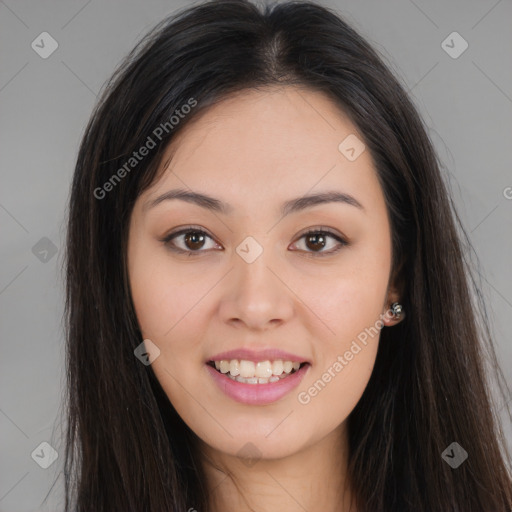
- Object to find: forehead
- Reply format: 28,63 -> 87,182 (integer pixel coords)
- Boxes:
143,86 -> 383,215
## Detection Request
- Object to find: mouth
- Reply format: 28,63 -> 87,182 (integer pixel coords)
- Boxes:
205,358 -> 311,405
206,359 -> 310,384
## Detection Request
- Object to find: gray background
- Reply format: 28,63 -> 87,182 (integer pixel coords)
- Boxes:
1,0 -> 511,510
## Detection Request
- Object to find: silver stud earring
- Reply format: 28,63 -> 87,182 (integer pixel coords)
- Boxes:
390,302 -> 403,320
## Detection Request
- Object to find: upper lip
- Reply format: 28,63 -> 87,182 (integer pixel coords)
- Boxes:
208,348 -> 311,364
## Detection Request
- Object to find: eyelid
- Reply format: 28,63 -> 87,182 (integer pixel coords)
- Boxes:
161,224 -> 213,239
295,225 -> 346,240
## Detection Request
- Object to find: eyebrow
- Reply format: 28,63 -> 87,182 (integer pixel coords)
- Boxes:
143,188 -> 365,216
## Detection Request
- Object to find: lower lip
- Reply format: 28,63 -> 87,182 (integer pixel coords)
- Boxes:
205,363 -> 310,405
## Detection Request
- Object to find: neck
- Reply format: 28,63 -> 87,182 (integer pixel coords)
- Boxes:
199,423 -> 357,512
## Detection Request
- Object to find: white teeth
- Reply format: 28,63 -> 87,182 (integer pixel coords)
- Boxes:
236,375 -> 258,384
255,360 -> 273,378
272,360 -> 283,375
240,360 -> 256,378
227,373 -> 289,384
212,358 -> 305,381
229,359 -> 240,376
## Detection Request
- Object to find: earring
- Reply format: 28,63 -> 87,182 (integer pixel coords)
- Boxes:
390,302 -> 403,320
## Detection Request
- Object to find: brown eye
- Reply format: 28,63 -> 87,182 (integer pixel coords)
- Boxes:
183,231 -> 206,250
291,229 -> 348,257
163,227 -> 220,254
304,232 -> 327,252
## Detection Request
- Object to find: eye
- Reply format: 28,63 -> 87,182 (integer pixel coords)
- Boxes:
290,228 -> 348,257
161,225 -> 348,257
161,226 -> 221,255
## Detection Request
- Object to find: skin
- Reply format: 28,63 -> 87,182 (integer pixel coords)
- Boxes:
127,86 -> 403,512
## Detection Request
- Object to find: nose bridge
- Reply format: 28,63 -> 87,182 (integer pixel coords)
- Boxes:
219,234 -> 293,327
234,234 -> 279,297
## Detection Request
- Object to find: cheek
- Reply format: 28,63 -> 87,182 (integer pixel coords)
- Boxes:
294,246 -> 391,350
128,244 -> 220,399
130,265 -> 169,338
297,342 -> 378,438
128,238 -> 204,339
291,243 -> 389,424
295,278 -> 383,425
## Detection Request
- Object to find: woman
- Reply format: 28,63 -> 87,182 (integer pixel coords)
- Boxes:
63,0 -> 512,510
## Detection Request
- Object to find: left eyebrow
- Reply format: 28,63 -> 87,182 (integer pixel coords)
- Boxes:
143,188 -> 365,216
280,190 -> 365,216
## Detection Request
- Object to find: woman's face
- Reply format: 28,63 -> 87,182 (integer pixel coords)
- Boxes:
127,86 -> 400,461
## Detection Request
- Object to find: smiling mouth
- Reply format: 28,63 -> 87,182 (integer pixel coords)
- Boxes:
206,359 -> 309,384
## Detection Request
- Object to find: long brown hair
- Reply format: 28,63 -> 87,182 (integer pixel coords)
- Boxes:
62,0 -> 512,510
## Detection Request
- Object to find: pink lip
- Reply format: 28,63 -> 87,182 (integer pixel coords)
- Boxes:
207,348 -> 310,364
206,363 -> 311,405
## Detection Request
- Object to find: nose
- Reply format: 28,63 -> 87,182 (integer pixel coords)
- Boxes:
218,247 -> 294,331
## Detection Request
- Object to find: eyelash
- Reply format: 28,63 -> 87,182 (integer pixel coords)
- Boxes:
161,225 -> 348,258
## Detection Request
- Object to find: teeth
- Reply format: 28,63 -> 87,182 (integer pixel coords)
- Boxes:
226,373 -> 290,384
272,360 -> 283,375
240,360 -> 255,378
229,359 -> 240,376
237,376 -> 258,384
212,359 -> 304,379
255,361 -> 273,378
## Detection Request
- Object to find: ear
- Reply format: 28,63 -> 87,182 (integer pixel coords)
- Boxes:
381,259 -> 406,327
382,292 -> 404,327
